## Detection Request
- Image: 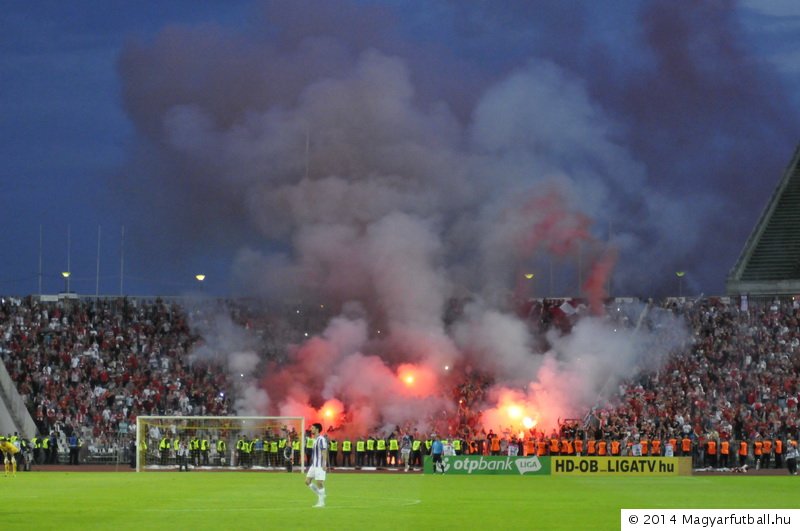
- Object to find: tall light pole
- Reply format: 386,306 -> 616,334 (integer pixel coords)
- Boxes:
577,243 -> 583,297
676,271 -> 685,297
66,224 -> 71,292
96,225 -> 101,298
524,272 -> 535,299
195,274 -> 206,296
61,271 -> 71,293
38,225 -> 43,295
120,226 -> 125,296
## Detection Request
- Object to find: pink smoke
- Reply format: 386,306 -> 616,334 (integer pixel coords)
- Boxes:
583,249 -> 618,315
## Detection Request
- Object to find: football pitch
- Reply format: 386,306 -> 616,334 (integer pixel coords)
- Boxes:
4,471 -> 796,530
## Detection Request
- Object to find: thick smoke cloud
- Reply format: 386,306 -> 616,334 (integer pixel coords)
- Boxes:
116,1 -> 796,434
187,307 -> 269,415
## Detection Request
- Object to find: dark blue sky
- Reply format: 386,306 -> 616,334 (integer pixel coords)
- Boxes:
3,0 -> 800,299
1,1 -> 253,296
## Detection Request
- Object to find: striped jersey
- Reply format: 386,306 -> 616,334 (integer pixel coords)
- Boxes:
310,435 -> 328,468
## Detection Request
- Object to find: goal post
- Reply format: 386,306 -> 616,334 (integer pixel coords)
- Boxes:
135,416 -> 305,472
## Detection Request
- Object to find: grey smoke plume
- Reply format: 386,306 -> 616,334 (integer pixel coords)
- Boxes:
116,0 -> 794,432
187,308 -> 269,415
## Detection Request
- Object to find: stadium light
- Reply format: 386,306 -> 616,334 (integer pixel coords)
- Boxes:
61,271 -> 71,293
195,274 -> 206,296
676,271 -> 685,297
524,272 -> 535,298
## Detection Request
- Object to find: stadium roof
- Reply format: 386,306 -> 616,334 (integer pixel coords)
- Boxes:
727,144 -> 800,297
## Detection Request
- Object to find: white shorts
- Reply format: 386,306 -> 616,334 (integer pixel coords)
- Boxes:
306,466 -> 327,481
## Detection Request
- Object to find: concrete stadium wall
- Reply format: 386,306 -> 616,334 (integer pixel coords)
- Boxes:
0,361 -> 36,438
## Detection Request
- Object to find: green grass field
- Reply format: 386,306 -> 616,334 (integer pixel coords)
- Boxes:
4,471 -> 796,530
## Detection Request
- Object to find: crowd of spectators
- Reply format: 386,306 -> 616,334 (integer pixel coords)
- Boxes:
0,297 -> 235,457
1,294 -> 799,467
444,295 -> 800,468
586,297 -> 800,464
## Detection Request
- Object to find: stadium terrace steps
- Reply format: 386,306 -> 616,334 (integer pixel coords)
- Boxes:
727,144 -> 800,293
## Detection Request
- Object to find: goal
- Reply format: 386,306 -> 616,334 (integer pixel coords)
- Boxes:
135,416 -> 305,472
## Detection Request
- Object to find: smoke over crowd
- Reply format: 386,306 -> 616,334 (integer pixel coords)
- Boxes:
116,1 -> 794,435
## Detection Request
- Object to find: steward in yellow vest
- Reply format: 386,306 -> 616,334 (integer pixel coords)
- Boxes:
159,437 -> 170,465
376,438 -> 387,467
329,439 -> 339,467
452,439 -> 462,455
341,439 -> 352,467
410,439 -> 422,467
269,440 -> 279,467
388,437 -> 399,467
216,439 -> 227,466
355,439 -> 365,468
366,437 -> 376,467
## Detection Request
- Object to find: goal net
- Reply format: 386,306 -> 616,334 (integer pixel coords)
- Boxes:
135,416 -> 305,472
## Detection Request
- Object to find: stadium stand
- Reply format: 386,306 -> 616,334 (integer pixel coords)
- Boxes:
0,297 -> 235,462
728,145 -> 800,296
593,297 -> 799,467
0,294 -> 798,468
